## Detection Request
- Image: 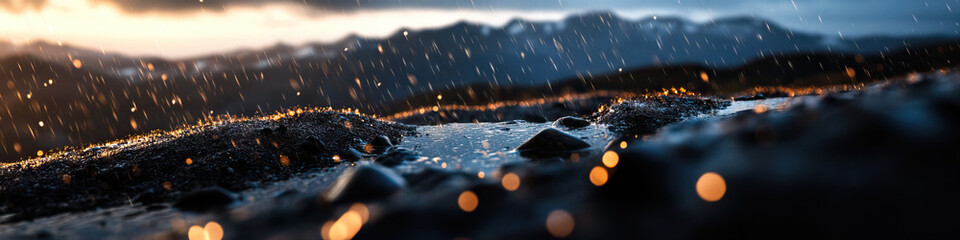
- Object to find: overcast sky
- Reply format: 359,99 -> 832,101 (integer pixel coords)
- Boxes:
1,0 -> 957,57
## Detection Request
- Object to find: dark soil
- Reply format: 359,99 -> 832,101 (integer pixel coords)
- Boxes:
0,110 -> 414,222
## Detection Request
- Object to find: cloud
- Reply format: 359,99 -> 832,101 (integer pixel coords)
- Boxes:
0,0 -> 47,13
86,0 -> 520,13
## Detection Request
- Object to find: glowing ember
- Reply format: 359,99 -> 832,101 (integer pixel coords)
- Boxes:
602,151 -> 619,168
589,166 -> 608,186
185,158 -> 193,165
333,155 -> 341,162
619,141 -> 627,149
477,171 -> 485,179
437,94 -> 443,100
700,72 -> 710,82
71,59 -> 82,69
187,221 -> 224,240
458,191 -> 478,212
501,172 -> 520,191
36,150 -> 43,157
12,143 -> 21,153
38,121 -> 44,127
696,172 -> 727,202
279,155 -> 290,166
545,210 -> 575,238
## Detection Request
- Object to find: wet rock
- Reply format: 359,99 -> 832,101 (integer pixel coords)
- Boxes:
553,116 -> 592,129
324,164 -> 406,203
375,147 -> 419,167
273,189 -> 301,199
534,157 -> 566,165
33,230 -> 53,239
515,128 -> 591,158
595,96 -> 729,135
371,135 -> 393,147
259,127 -> 274,136
338,148 -> 365,162
298,137 -> 325,156
402,168 -> 472,192
368,135 -> 394,154
172,187 -> 237,212
734,93 -> 768,101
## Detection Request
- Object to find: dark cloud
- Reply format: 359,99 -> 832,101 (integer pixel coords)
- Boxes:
1,0 -> 956,36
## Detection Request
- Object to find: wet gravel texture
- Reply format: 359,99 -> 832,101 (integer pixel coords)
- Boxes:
594,96 -> 731,135
145,72 -> 958,239
2,71 -> 959,239
0,111 -> 414,222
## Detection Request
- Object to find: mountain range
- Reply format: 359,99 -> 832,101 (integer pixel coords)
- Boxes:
1,11 -> 958,162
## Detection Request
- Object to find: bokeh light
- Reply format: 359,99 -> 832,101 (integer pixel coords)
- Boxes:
696,172 -> 727,202
458,191 -> 478,212
502,173 -> 520,191
187,221 -> 224,240
589,166 -> 608,186
546,209 -> 575,238
601,151 -> 619,168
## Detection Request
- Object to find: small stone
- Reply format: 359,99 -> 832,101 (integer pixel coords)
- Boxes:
324,164 -> 406,203
375,147 -> 419,167
173,187 -> 237,212
299,137 -> 325,154
259,127 -> 274,136
339,148 -> 365,161
734,93 -> 767,101
368,135 -> 393,154
553,116 -> 591,129
371,135 -> 393,147
516,128 -> 591,158
273,189 -> 301,199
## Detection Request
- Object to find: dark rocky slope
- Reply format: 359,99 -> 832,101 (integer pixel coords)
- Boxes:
0,110 -> 414,222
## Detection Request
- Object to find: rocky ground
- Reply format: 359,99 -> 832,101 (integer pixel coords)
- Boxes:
0,110 -> 414,222
1,71 -> 959,239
